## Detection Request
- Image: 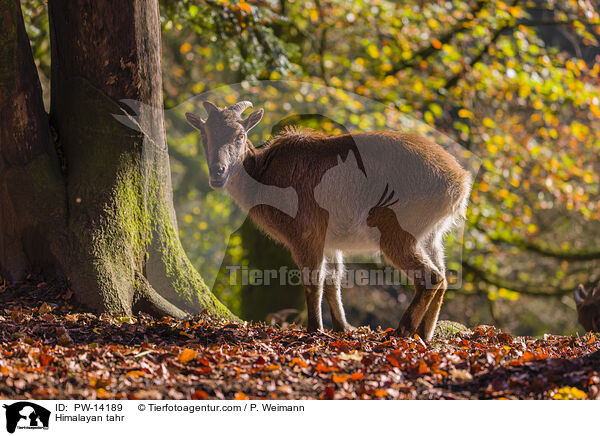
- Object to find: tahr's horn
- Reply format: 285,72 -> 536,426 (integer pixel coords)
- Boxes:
228,101 -> 253,114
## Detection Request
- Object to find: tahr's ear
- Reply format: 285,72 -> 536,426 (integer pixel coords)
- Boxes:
242,108 -> 264,132
202,101 -> 219,114
185,112 -> 205,131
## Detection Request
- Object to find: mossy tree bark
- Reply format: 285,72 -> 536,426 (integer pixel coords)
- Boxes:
0,0 -> 231,319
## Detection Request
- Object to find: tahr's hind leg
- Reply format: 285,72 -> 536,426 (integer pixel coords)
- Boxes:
366,189 -> 443,338
417,278 -> 447,340
417,232 -> 448,340
323,250 -> 353,332
380,230 -> 442,338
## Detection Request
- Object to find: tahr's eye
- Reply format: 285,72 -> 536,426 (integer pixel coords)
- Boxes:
237,133 -> 245,142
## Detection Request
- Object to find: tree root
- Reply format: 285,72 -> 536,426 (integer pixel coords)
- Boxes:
133,272 -> 188,319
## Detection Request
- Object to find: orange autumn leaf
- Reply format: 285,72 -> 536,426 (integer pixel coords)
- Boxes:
191,390 -> 209,400
315,361 -> 335,372
351,372 -> 364,381
290,357 -> 309,368
178,348 -> 197,364
387,355 -> 400,367
39,353 -> 53,367
374,389 -> 388,397
125,370 -> 145,378
521,351 -> 535,362
234,392 -> 248,400
332,373 -> 349,383
96,388 -> 111,399
265,364 -> 281,371
431,39 -> 442,49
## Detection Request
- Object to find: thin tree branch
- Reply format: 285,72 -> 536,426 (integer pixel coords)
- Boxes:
441,14 -> 600,91
471,222 -> 600,261
462,260 -> 597,297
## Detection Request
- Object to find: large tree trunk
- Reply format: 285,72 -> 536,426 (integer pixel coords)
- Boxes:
0,0 -> 231,319
0,0 -> 65,282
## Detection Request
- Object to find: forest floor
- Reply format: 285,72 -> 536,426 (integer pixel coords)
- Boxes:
0,277 -> 599,400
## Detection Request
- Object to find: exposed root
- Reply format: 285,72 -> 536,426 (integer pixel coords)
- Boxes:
133,272 -> 188,319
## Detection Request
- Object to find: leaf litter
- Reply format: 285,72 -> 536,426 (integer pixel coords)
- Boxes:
0,278 -> 598,400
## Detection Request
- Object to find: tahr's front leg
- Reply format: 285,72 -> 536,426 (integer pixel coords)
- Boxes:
292,247 -> 326,332
304,283 -> 324,332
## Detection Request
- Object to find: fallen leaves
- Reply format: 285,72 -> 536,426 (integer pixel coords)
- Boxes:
39,352 -> 53,367
332,373 -> 350,383
552,386 -> 588,400
55,327 -> 74,347
38,303 -> 52,315
449,368 -> 473,383
234,392 -> 248,400
339,351 -> 363,361
191,390 -> 209,400
290,357 -> 309,368
178,348 -> 197,364
350,371 -> 364,381
0,279 -> 599,400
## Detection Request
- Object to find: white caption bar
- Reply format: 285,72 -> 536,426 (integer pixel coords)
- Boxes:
0,400 -> 594,435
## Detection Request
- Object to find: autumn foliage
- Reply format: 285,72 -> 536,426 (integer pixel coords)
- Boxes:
1,280 -> 598,400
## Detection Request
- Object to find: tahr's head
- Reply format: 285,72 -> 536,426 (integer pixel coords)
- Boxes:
185,101 -> 263,189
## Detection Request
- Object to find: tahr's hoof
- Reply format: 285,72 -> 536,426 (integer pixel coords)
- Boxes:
396,326 -> 413,337
386,326 -> 412,338
332,323 -> 355,333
